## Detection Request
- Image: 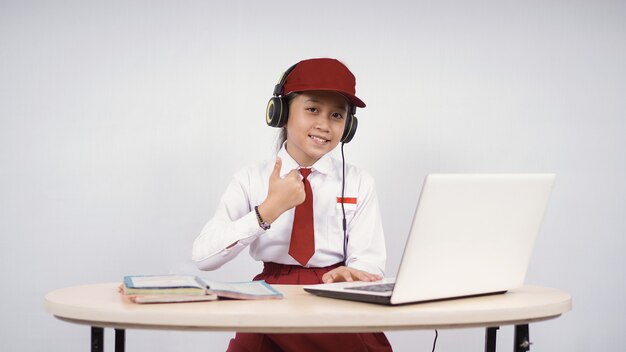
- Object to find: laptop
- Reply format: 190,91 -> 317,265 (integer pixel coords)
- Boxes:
303,173 -> 556,305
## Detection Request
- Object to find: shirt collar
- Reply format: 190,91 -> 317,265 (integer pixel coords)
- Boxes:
277,142 -> 333,176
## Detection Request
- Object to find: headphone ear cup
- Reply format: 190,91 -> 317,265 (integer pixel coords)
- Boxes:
266,97 -> 289,128
341,114 -> 358,143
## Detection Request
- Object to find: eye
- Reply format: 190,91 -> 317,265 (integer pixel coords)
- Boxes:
331,112 -> 344,120
306,107 -> 318,113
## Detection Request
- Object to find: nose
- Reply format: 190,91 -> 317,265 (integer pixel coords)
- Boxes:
315,115 -> 331,131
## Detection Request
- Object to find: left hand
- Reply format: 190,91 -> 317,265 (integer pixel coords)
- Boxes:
321,266 -> 383,284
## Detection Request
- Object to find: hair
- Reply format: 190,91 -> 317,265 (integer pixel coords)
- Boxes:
274,93 -> 299,152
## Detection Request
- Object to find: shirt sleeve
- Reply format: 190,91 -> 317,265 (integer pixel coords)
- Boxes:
345,171 -> 387,276
191,170 -> 265,271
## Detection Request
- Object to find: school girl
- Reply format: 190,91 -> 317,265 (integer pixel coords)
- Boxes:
192,58 -> 393,351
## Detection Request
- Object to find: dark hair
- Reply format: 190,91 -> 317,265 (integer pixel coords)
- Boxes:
274,93 -> 298,152
276,128 -> 287,151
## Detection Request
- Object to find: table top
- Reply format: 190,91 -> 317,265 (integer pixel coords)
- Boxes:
45,283 -> 572,333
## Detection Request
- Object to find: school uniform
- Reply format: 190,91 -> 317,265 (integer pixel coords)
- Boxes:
192,143 -> 392,351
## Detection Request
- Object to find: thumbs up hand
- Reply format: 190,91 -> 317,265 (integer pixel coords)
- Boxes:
257,158 -> 306,225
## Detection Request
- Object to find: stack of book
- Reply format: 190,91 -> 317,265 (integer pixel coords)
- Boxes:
120,275 -> 283,304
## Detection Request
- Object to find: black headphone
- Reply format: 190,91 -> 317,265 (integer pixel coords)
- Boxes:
265,64 -> 359,144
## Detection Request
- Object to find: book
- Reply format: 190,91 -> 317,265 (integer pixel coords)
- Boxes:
204,280 -> 284,300
122,275 -> 208,295
128,293 -> 218,304
121,275 -> 283,304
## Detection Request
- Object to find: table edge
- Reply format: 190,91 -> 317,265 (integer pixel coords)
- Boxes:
54,313 -> 564,333
45,283 -> 572,333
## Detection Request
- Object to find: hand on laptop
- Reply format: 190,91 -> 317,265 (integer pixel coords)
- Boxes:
321,266 -> 383,284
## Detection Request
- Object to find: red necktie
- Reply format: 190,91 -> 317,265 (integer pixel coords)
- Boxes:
289,168 -> 315,266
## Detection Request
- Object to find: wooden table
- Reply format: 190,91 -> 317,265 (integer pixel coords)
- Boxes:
45,283 -> 571,351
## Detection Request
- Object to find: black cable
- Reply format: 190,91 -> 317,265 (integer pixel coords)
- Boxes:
431,329 -> 438,352
342,144 -> 436,352
341,142 -> 347,262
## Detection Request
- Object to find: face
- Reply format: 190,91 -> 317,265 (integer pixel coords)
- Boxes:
285,91 -> 349,167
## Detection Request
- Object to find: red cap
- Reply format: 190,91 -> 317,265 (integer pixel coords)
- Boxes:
282,58 -> 366,108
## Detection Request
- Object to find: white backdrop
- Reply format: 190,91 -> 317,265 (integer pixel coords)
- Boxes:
1,0 -> 625,351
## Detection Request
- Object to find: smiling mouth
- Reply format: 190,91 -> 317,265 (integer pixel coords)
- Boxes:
309,135 -> 330,144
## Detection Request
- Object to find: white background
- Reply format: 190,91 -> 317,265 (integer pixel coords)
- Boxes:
1,0 -> 625,351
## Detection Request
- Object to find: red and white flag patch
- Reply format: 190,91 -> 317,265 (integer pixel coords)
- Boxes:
336,197 -> 357,210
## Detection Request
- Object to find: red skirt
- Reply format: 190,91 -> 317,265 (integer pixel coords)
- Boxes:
226,262 -> 393,352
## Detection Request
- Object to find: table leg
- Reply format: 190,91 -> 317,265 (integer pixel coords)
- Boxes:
514,324 -> 531,352
91,327 -> 103,352
115,329 -> 126,352
484,326 -> 499,352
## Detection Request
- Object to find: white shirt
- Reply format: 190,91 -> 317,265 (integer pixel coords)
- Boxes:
192,144 -> 386,276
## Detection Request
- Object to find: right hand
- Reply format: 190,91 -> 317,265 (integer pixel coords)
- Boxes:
257,158 -> 306,224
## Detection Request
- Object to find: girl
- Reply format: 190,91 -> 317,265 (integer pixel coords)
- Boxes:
192,58 -> 392,351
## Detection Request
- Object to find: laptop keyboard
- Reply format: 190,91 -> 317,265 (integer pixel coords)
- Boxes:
345,283 -> 395,292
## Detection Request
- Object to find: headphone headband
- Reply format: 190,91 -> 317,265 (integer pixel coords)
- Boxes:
272,64 -> 298,97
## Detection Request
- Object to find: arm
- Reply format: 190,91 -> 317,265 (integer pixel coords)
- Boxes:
192,158 -> 306,270
191,174 -> 263,271
346,171 -> 387,275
